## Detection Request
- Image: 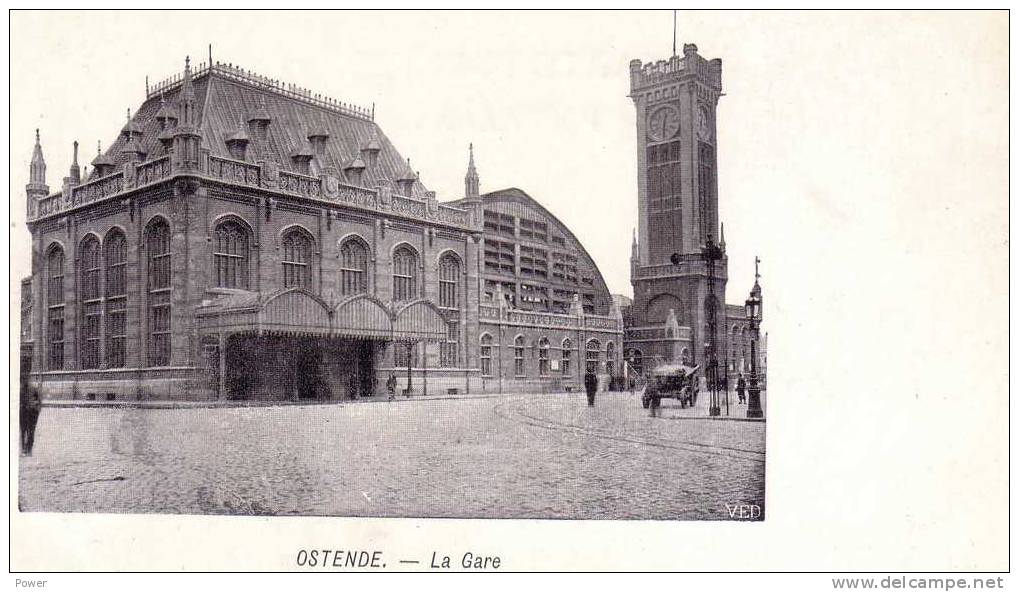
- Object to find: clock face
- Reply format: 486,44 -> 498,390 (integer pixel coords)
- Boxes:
647,105 -> 680,142
697,106 -> 712,141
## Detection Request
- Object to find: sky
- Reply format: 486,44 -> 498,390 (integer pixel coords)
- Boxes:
6,11 -> 1010,569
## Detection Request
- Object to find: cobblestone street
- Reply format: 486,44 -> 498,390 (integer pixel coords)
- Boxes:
18,391 -> 765,520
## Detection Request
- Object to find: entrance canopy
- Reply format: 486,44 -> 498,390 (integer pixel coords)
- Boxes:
196,288 -> 447,341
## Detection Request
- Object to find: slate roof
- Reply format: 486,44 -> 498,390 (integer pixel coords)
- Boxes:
96,64 -> 428,197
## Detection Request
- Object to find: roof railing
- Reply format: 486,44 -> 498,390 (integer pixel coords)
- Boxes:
146,61 -> 374,121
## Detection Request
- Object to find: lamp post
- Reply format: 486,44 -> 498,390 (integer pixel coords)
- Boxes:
745,258 -> 764,419
699,239 -> 724,417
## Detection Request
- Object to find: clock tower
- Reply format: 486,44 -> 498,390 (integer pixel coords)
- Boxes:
625,43 -> 727,371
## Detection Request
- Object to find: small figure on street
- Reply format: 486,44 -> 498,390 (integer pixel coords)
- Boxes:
584,370 -> 598,407
19,375 -> 42,456
737,373 -> 746,404
386,373 -> 397,401
649,387 -> 662,418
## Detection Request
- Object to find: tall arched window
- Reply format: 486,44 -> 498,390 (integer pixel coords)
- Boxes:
561,338 -> 573,377
605,341 -> 616,376
104,229 -> 128,368
438,253 -> 461,368
79,236 -> 102,369
147,219 -> 172,366
214,219 -> 250,289
513,335 -> 525,377
480,333 -> 493,377
281,228 -> 313,289
586,339 -> 601,374
339,238 -> 368,295
438,253 -> 460,309
46,245 -> 65,370
538,337 -> 550,376
392,245 -> 418,301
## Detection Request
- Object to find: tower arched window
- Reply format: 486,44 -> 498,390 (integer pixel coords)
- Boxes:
392,245 -> 418,301
538,337 -> 550,376
561,338 -> 573,377
513,335 -> 525,377
46,245 -> 65,370
79,236 -> 102,369
586,339 -> 601,374
214,219 -> 250,289
480,333 -> 493,377
281,228 -> 313,289
339,238 -> 369,295
146,219 -> 172,366
104,229 -> 128,368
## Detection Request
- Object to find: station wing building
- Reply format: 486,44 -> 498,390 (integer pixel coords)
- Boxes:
20,57 -> 622,401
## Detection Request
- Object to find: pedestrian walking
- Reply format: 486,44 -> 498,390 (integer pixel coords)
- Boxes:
584,370 -> 598,407
20,376 -> 42,456
736,373 -> 746,404
386,373 -> 397,401
649,388 -> 662,418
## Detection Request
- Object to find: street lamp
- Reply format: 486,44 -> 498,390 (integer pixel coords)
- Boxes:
745,272 -> 764,419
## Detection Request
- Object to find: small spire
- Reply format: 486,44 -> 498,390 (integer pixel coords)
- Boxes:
719,222 -> 726,248
29,128 -> 46,186
69,140 -> 81,184
464,142 -> 480,198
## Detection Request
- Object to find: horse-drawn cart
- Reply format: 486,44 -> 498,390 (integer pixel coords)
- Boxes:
640,363 -> 700,409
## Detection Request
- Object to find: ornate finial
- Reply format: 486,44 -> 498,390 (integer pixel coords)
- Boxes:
97,140 -> 102,156
72,140 -> 79,164
126,108 -> 131,121
185,55 -> 191,70
34,128 -> 40,144
755,256 -> 761,281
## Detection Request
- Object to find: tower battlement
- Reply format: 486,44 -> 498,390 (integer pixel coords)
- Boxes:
629,44 -> 722,94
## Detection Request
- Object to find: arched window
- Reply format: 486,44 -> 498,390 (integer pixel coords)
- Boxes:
281,228 -> 313,289
513,335 -> 525,377
214,219 -> 250,289
147,219 -> 172,366
480,334 -> 493,377
339,238 -> 368,295
438,253 -> 460,309
681,347 -> 691,365
46,245 -> 65,370
538,337 -> 550,376
79,236 -> 102,369
605,341 -> 616,376
392,245 -> 418,301
561,338 -> 573,377
586,339 -> 601,374
438,253 -> 461,368
105,229 -> 128,368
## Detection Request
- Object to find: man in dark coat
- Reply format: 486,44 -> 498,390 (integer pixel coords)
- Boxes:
736,373 -> 747,404
386,373 -> 397,401
584,370 -> 598,407
19,376 -> 42,456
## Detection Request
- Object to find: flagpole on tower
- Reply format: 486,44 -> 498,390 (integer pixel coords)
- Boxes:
672,10 -> 677,57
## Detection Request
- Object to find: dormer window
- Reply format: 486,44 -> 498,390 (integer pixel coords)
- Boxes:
360,133 -> 381,168
307,129 -> 329,157
395,160 -> 416,196
343,154 -> 366,186
225,128 -> 250,161
290,144 -> 314,175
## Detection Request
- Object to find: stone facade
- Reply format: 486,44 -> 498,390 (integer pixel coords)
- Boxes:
19,57 -> 622,401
